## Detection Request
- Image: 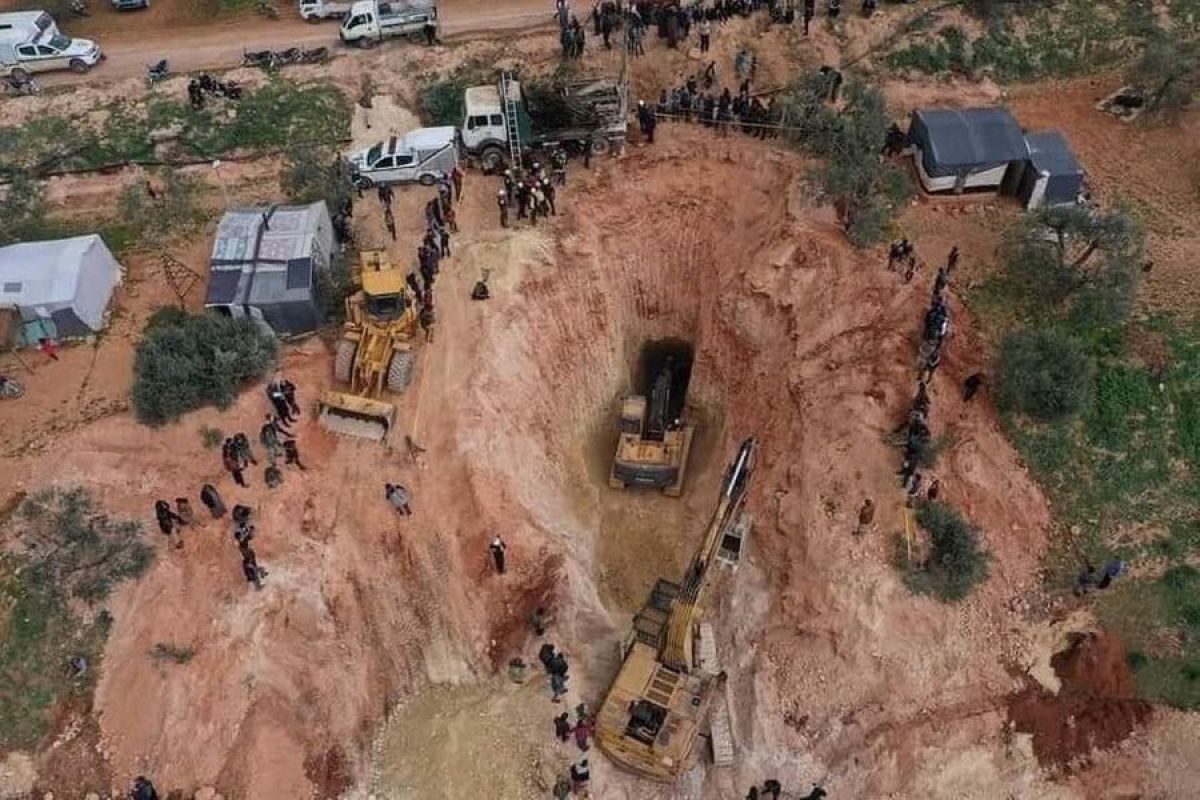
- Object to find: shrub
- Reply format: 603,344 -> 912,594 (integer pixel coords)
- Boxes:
995,327 -> 1095,420
132,310 -> 278,425
280,146 -> 352,214
0,169 -> 48,245
901,501 -> 990,602
314,251 -> 355,323
200,425 -> 224,449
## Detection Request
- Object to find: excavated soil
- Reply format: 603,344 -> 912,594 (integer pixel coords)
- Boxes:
1008,631 -> 1152,771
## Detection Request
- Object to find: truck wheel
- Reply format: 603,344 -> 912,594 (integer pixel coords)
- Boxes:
387,350 -> 415,393
69,59 -> 89,74
480,146 -> 506,173
334,339 -> 357,383
10,68 -> 29,82
304,14 -> 321,23
357,38 -> 377,50
590,137 -> 611,156
354,174 -> 373,190
418,173 -> 436,187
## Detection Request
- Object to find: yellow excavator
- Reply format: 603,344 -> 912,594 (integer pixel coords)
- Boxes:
318,250 -> 419,442
596,437 -> 758,782
609,358 -> 695,497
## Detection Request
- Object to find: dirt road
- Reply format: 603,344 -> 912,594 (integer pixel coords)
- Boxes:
41,0 -> 554,86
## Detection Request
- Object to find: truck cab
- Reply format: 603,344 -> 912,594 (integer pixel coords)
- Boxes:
0,12 -> 102,76
460,82 -> 516,172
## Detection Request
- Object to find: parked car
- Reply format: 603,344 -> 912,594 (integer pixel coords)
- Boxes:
0,11 -> 102,77
347,126 -> 459,187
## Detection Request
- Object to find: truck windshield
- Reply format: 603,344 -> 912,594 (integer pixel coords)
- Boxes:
47,33 -> 70,51
366,293 -> 404,320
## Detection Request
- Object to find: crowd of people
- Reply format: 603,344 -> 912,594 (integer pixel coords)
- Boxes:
496,154 -> 567,229
152,373 -> 305,592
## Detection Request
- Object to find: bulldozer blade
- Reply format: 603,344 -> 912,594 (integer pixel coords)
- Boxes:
318,391 -> 396,442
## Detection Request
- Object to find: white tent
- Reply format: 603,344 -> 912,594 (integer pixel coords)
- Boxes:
0,235 -> 122,343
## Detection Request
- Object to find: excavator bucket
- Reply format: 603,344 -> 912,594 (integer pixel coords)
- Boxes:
317,390 -> 396,442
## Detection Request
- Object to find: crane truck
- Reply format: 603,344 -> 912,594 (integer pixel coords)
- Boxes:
595,437 -> 758,782
460,70 -> 628,173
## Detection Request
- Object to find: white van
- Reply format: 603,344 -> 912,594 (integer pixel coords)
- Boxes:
347,126 -> 459,187
0,11 -> 102,77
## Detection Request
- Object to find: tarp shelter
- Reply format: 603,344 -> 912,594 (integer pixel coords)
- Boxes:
1016,130 -> 1084,208
0,234 -> 122,343
908,107 -> 1029,193
205,202 -> 335,336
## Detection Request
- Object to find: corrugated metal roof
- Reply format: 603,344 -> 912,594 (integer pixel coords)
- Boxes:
1025,130 -> 1082,178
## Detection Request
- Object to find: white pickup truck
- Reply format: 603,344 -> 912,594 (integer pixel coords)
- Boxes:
0,11 -> 102,77
347,126 -> 459,188
338,0 -> 437,47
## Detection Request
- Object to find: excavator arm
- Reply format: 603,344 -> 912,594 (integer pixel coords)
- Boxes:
661,437 -> 757,671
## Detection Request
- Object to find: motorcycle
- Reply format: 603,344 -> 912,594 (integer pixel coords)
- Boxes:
147,59 -> 169,84
69,0 -> 90,16
4,73 -> 38,96
275,47 -> 302,65
298,46 -> 329,64
255,0 -> 280,19
216,80 -> 243,100
242,49 -> 277,70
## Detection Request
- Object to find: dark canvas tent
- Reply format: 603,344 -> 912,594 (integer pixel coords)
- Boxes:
205,202 -> 334,336
908,107 -> 1029,191
1016,131 -> 1084,208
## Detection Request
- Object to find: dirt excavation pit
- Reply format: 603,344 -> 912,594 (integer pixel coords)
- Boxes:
1008,631 -> 1153,771
374,129 -> 1057,797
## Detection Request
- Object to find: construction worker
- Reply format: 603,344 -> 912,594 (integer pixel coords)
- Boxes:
260,414 -> 281,464
855,498 -> 875,536
489,535 -> 508,573
385,483 -> 412,515
497,190 -> 509,228
451,164 -> 465,202
283,439 -> 307,470
129,776 -> 159,800
554,711 -> 572,742
200,483 -> 226,518
155,499 -> 185,548
551,148 -> 568,186
543,180 -> 557,216
529,183 -> 545,225
503,169 -> 515,202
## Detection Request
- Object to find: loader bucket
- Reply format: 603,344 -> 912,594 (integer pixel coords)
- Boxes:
318,391 -> 397,442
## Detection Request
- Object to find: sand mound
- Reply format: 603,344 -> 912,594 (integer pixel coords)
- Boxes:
1008,631 -> 1152,770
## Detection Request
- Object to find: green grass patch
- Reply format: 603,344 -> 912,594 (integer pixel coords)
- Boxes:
0,80 -> 350,175
0,488 -> 152,749
417,60 -> 493,127
887,0 -> 1166,82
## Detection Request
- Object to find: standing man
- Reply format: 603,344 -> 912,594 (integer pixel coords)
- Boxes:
497,189 -> 510,228
377,182 -> 394,210
439,225 -> 451,258
451,163 -> 465,202
803,0 -> 815,34
419,303 -> 436,343
223,438 -> 248,488
698,18 -> 711,52
232,431 -> 257,467
384,206 -> 397,241
260,414 -> 281,464
283,438 -> 307,471
267,377 -> 295,426
489,535 -> 508,574
554,711 -> 572,741
543,179 -> 558,216
241,543 -> 266,590
155,499 -> 185,549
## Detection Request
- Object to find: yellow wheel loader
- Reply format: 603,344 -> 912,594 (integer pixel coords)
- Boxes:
318,250 -> 419,442
596,437 -> 758,782
610,358 -> 695,497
